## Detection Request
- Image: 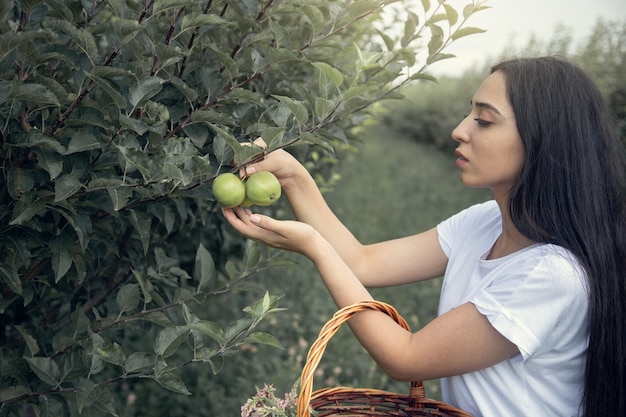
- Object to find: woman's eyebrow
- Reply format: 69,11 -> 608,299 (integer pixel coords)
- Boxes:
470,100 -> 502,116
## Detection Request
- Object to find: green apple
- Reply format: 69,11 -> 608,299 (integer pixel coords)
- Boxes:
244,171 -> 281,206
212,173 -> 246,207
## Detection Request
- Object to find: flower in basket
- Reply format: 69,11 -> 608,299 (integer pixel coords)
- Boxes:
241,382 -> 305,417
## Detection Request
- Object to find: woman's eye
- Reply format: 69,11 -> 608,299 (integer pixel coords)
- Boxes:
473,117 -> 492,127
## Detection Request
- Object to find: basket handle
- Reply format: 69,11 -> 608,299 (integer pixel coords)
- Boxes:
297,299 -> 422,417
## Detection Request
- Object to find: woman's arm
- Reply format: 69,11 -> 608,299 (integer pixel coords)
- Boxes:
244,149 -> 448,286
223,208 -> 519,380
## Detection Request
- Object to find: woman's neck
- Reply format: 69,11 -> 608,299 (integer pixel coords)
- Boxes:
488,198 -> 536,259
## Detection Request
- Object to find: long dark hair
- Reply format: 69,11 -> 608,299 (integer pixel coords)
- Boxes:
491,56 -> 626,416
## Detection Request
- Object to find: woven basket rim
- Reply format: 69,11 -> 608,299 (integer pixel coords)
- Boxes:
296,300 -> 473,417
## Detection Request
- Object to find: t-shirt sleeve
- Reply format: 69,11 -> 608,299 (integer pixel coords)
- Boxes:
437,200 -> 498,258
470,248 -> 588,361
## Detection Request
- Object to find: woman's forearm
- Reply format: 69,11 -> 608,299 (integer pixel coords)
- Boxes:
282,168 -> 368,277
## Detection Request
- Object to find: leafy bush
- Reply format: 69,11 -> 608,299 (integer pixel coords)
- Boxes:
0,0 -> 489,415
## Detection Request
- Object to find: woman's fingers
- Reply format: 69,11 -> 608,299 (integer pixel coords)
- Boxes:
222,207 -> 315,255
222,207 -> 276,242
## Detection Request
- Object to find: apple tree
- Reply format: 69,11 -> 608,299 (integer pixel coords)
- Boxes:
0,0 -> 488,415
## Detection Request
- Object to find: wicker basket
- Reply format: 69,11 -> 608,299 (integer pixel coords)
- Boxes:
296,300 -> 473,417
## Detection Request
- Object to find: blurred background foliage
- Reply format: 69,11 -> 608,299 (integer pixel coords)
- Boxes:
384,17 -> 626,153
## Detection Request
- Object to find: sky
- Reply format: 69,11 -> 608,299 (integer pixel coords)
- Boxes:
425,0 -> 626,76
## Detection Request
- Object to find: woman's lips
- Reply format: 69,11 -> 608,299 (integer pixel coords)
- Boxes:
455,149 -> 468,166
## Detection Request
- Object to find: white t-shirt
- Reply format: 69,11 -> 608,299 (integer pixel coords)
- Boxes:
436,200 -> 589,417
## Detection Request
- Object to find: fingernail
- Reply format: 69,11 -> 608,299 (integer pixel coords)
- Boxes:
246,166 -> 256,175
250,214 -> 261,224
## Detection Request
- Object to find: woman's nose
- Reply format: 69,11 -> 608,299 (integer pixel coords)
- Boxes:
451,116 -> 470,143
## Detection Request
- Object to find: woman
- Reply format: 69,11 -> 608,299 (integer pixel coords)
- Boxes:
223,57 -> 626,417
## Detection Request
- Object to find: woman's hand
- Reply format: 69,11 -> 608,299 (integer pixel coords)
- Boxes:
240,138 -> 306,190
222,206 -> 320,256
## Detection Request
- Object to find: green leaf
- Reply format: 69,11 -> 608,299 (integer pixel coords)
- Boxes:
155,43 -> 187,71
95,342 -> 126,367
271,95 -> 309,124
223,317 -> 253,343
225,88 -> 264,106
15,325 -> 39,356
111,18 -> 144,48
87,330 -> 106,376
9,83 -> 59,107
133,268 -> 153,305
76,379 -> 119,416
0,265 -> 22,296
348,0 -> 379,19
70,306 -> 90,338
190,109 -> 235,125
443,4 -> 458,26
49,231 -> 73,283
463,3 -> 490,19
181,303 -> 199,325
129,76 -> 164,108
206,44 -> 238,78
84,71 -> 127,109
243,239 -> 260,269
119,114 -> 149,135
402,13 -> 417,46
267,47 -> 299,66
0,385 -> 32,402
409,72 -> 438,82
181,13 -> 229,32
9,193 -> 45,225
451,26 -> 487,41
194,243 -> 215,294
116,283 -> 140,313
128,209 -> 152,255
39,396 -> 65,417
7,168 -> 34,199
153,372 -> 192,395
90,65 -> 133,78
209,356 -> 224,374
427,24 -> 444,56
0,30 -> 53,62
54,174 -> 82,202
313,62 -> 344,87
170,76 -> 198,104
154,326 -> 190,358
377,29 -> 395,51
37,148 -> 64,180
259,127 -> 285,149
107,186 -> 132,211
124,352 -> 153,373
140,311 -> 172,327
244,332 -> 283,349
48,20 -> 97,63
188,320 -> 226,345
76,378 -> 96,414
153,0 -> 190,13
66,131 -> 101,154
299,132 -> 334,152
209,124 -> 239,164
18,129 -> 66,154
427,52 -> 455,65
24,357 -> 60,387
302,4 -> 324,32
421,0 -> 431,12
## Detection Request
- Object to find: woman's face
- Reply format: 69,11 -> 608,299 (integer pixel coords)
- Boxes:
451,70 -> 524,199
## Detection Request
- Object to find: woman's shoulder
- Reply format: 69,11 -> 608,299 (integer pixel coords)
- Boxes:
439,200 -> 500,232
